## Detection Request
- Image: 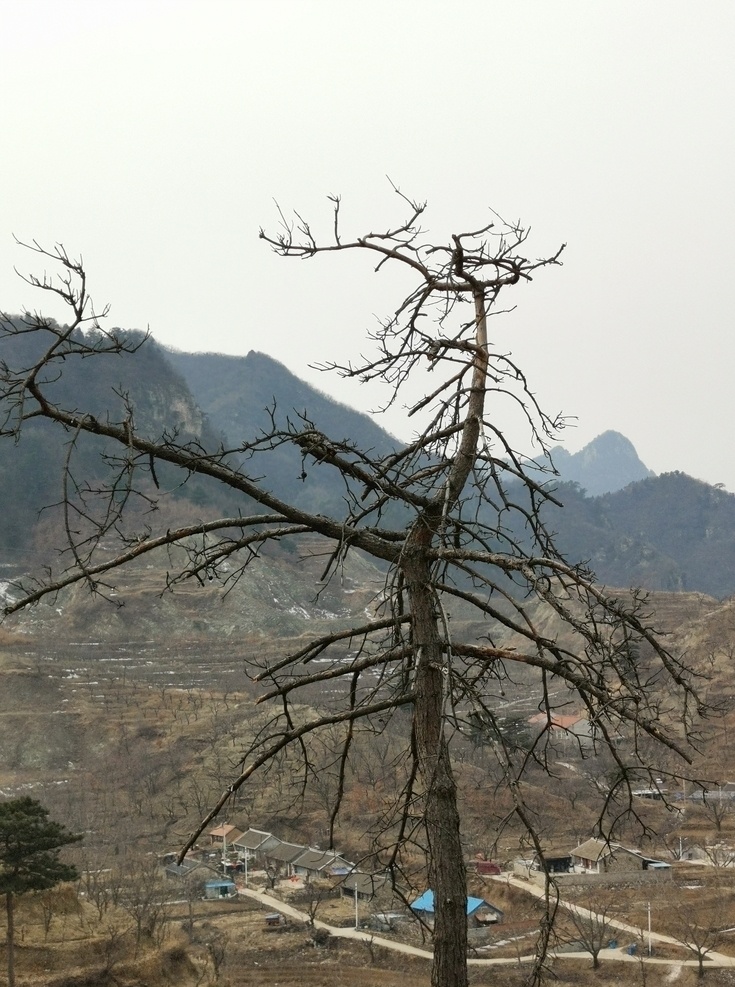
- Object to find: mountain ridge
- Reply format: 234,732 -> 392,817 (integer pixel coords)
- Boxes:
550,429 -> 655,495
2,322 -> 734,599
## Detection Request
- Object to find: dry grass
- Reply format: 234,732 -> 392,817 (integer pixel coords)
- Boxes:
4,580 -> 735,984
7,891 -> 735,987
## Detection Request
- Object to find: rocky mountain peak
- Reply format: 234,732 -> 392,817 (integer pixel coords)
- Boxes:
551,430 -> 654,496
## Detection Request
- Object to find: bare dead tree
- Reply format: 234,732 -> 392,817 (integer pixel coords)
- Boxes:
116,855 -> 171,956
205,929 -> 229,983
671,901 -> 726,978
560,895 -> 617,970
701,790 -> 735,835
0,190 -> 707,987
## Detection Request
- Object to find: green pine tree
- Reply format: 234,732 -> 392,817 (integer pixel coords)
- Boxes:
0,797 -> 81,987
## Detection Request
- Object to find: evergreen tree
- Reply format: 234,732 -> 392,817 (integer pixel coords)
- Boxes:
0,797 -> 81,987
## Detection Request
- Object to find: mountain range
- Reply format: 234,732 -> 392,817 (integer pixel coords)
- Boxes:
169,348 -> 735,598
1,324 -> 734,599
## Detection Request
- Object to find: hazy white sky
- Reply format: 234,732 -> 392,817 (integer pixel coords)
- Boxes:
2,1 -> 734,488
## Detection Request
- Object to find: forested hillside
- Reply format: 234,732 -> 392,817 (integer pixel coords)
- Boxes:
546,473 -> 735,597
3,322 -> 735,599
0,321 -> 229,557
166,349 -> 401,517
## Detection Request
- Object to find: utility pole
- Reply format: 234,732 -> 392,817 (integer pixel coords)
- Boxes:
647,901 -> 652,956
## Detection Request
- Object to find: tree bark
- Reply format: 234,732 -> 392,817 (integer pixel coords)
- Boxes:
6,891 -> 15,987
405,545 -> 468,987
397,285 -> 489,987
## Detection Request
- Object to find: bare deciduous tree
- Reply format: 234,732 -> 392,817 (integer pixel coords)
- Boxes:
671,901 -> 726,978
206,929 -> 229,983
117,856 -> 171,956
0,190 -> 706,987
698,842 -> 735,868
701,790 -> 734,834
561,895 -> 617,970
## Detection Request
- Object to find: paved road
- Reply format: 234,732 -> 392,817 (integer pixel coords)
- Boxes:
236,879 -> 735,970
237,885 -> 437,960
488,874 -> 735,968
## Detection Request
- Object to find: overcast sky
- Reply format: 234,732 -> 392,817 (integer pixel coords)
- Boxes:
2,1 -> 734,489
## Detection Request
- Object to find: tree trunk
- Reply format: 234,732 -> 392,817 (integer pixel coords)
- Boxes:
6,891 -> 15,987
425,739 -> 467,987
406,546 -> 468,987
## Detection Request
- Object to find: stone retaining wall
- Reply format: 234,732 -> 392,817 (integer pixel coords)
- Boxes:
513,861 -> 672,886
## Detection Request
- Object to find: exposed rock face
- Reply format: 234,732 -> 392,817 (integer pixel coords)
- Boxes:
551,430 -> 654,495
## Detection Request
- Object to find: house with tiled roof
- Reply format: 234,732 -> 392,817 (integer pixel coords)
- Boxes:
261,839 -> 307,878
292,848 -> 353,880
339,871 -> 388,901
163,855 -> 207,881
207,823 -> 243,847
232,828 -> 272,861
527,846 -> 575,875
571,838 -> 670,875
528,711 -> 592,739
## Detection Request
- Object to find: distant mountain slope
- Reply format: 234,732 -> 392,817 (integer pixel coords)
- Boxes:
0,321 -> 226,555
166,349 -> 397,450
547,472 -> 735,597
550,430 -> 654,495
3,322 -> 735,600
169,352 -> 735,598
164,349 -> 401,517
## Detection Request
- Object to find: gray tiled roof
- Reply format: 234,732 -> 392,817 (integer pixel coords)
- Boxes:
340,872 -> 388,896
293,848 -> 352,872
263,839 -> 306,863
233,828 -> 273,851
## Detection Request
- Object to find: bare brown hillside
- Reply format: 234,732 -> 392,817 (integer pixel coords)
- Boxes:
3,559 -> 735,985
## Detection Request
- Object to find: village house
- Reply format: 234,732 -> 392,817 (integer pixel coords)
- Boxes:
571,838 -> 671,875
204,878 -> 238,900
527,711 -> 593,750
162,854 -> 207,882
528,847 -> 575,875
291,847 -> 353,881
260,838 -> 307,878
207,823 -> 243,848
232,827 -> 273,865
515,838 -> 671,884
340,871 -> 388,901
410,890 -> 504,929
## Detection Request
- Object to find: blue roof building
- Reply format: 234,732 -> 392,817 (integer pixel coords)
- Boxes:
204,879 -> 237,900
410,890 -> 503,927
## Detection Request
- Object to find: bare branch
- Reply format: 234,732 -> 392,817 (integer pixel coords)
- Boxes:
0,190 -> 705,987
